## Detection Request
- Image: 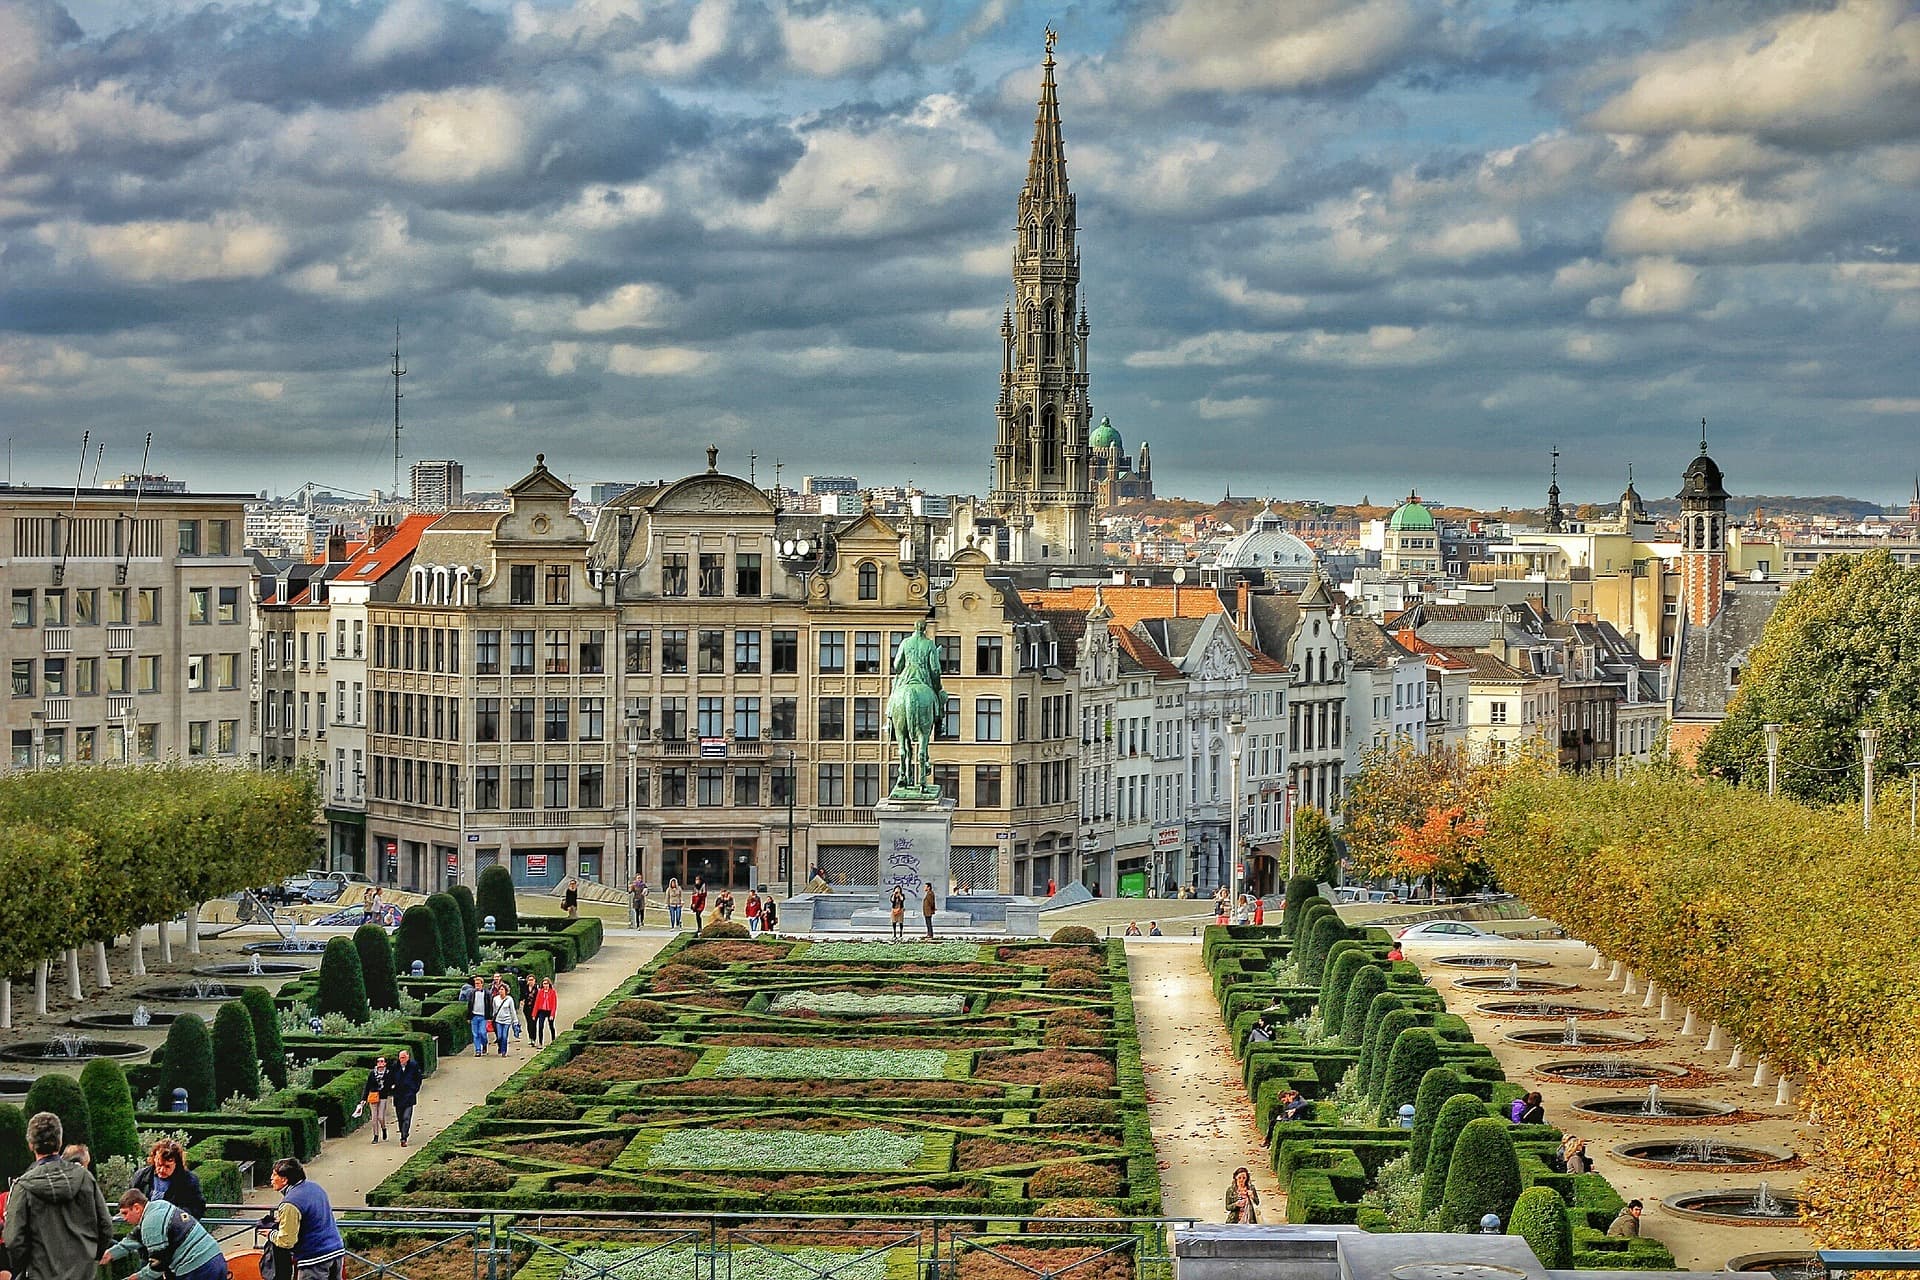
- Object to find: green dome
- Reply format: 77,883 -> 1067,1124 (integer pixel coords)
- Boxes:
1089,416 -> 1121,449
1388,492 -> 1435,531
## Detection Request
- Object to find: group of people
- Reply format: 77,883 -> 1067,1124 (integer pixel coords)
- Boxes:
887,884 -> 939,940
1211,888 -> 1268,926
1120,921 -> 1165,936
463,971 -> 558,1056
358,1050 -> 424,1145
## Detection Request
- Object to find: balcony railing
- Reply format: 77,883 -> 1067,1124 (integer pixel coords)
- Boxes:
106,694 -> 135,720
43,627 -> 71,654
815,808 -> 878,826
106,626 -> 135,652
43,697 -> 71,724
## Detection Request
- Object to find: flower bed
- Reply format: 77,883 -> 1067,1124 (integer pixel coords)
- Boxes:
638,1128 -> 927,1171
561,1245 -> 891,1280
708,1047 -> 958,1080
798,941 -> 986,963
770,991 -> 967,1017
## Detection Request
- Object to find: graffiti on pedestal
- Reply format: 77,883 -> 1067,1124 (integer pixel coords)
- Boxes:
885,836 -> 924,892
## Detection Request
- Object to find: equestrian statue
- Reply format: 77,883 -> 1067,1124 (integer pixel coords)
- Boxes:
886,616 -> 945,800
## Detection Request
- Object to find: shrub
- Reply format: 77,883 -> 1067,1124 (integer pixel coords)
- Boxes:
1362,1008 -> 1420,1098
1282,876 -> 1317,934
1038,1075 -> 1110,1099
1027,1162 -> 1121,1198
1318,950 -> 1368,1034
394,905 -> 444,977
354,923 -> 401,1011
1339,966 -> 1389,1048
1049,1009 -> 1102,1029
1376,1028 -> 1444,1126
1357,992 -> 1404,1075
1297,913 -> 1348,985
1440,1117 -> 1522,1229
23,1073 -> 90,1149
1049,926 -> 1098,944
1045,968 -> 1102,990
529,1069 -> 609,1095
416,1157 -> 514,1192
608,1000 -> 674,1023
589,1017 -> 653,1041
1420,1094 -> 1492,1213
477,864 -> 519,933
211,1001 -> 262,1106
426,893 -> 469,970
1035,1098 -> 1118,1125
0,1103 -> 29,1182
498,1090 -> 573,1120
158,1014 -> 215,1113
239,986 -> 287,1088
1408,1067 -> 1462,1172
316,936 -> 371,1024
1509,1185 -> 1573,1267
1294,900 -> 1334,945
650,964 -> 711,993
1031,1198 -> 1121,1231
699,921 -> 751,939
1044,1027 -> 1104,1048
448,883 -> 482,961
79,1060 -> 139,1162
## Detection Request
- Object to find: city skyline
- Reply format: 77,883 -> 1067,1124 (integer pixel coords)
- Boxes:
2,0 -> 1916,507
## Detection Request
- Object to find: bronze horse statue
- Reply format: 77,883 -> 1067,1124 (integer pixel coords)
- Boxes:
887,617 -> 945,799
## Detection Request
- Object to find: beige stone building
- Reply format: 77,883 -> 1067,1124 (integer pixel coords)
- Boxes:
2,484 -> 252,772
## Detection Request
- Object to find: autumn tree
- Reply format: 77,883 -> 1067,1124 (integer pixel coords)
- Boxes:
1344,739 -> 1537,894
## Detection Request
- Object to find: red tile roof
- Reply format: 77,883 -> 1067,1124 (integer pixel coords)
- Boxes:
1019,585 -> 1225,627
341,513 -> 438,583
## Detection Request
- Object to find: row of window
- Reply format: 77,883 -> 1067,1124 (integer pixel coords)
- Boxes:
175,519 -> 235,558
10,585 -> 236,628
622,628 -> 1006,678
7,719 -> 236,768
1290,699 -> 1344,753
9,653 -> 234,698
373,625 -> 470,674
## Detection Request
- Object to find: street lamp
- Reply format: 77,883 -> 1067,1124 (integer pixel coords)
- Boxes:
1227,714 -> 1245,909
1286,781 -> 1298,880
1763,722 -> 1780,799
784,746 -> 798,900
626,716 -> 641,892
29,712 -> 44,771
1861,727 -> 1879,832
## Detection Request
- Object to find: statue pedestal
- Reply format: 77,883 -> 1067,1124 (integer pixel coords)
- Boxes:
876,796 -> 955,912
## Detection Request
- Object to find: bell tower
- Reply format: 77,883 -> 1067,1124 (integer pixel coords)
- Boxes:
1680,419 -> 1729,625
991,28 -> 1094,565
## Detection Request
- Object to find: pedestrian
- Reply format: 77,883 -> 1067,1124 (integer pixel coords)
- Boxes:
1607,1200 -> 1642,1238
362,1055 -> 393,1143
520,972 -> 539,1034
717,888 -> 735,921
1148,921 -> 1163,937
262,1159 -> 345,1280
690,879 -> 707,930
102,1189 -> 228,1280
890,886 -> 906,941
466,973 -> 491,1056
1560,1135 -> 1590,1174
1124,921 -> 1141,936
745,890 -> 762,935
60,1146 -> 89,1169
760,895 -> 778,934
1516,1091 -> 1545,1125
389,1049 -> 422,1147
1252,897 -> 1265,926
491,978 -> 519,1054
360,887 -> 376,925
1046,878 -> 1056,897
629,875 -> 647,928
1224,1166 -> 1260,1224
562,877 -> 580,921
129,1139 -> 207,1222
3,1111 -> 114,1280
531,977 -> 558,1046
921,883 -> 937,939
666,878 -> 684,930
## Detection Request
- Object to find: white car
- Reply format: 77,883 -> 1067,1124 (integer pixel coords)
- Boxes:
1393,920 -> 1503,944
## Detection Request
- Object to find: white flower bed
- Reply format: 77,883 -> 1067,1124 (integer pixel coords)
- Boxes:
713,1047 -> 953,1079
645,1128 -> 925,1171
566,1246 -> 891,1280
770,990 -> 966,1017
800,941 -> 982,962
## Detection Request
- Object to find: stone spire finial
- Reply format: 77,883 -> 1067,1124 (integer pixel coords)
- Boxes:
706,444 -> 718,473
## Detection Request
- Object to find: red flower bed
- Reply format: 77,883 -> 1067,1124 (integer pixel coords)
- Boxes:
975,1050 -> 1114,1086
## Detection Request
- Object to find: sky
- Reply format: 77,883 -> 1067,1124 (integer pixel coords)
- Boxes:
0,0 -> 1916,510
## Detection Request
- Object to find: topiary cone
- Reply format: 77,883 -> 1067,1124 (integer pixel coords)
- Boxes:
477,863 -> 519,933
316,936 -> 371,1024
212,1000 -> 262,1105
354,922 -> 402,1011
240,985 -> 287,1088
394,905 -> 444,977
1419,1093 -> 1486,1214
1440,1116 -> 1522,1229
79,1059 -> 139,1162
1362,1008 -> 1419,1099
158,1014 -> 216,1114
1376,1027 -> 1444,1126
1339,966 -> 1388,1047
24,1072 -> 91,1149
1408,1066 -> 1462,1172
1508,1185 -> 1573,1267
1281,876 -> 1317,935
426,892 -> 469,970
0,1101 -> 29,1182
448,883 -> 482,961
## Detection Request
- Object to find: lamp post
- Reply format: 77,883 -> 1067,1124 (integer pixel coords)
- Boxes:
1286,781 -> 1298,880
1227,714 -> 1245,908
784,746 -> 798,900
29,712 -> 44,771
626,717 -> 640,891
1763,722 -> 1780,799
1861,727 -> 1879,832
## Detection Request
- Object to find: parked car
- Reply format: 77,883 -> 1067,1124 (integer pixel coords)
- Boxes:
303,879 -> 347,904
1393,920 -> 1500,943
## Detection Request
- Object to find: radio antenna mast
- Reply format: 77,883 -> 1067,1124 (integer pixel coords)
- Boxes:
391,321 -> 406,501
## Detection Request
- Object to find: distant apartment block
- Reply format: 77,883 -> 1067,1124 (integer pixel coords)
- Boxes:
589,482 -> 637,505
410,460 -> 464,513
802,475 -> 859,496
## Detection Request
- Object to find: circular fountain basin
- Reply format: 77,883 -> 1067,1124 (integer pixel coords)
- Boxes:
1663,1188 -> 1804,1225
1573,1095 -> 1739,1124
1726,1252 -> 1822,1279
1615,1141 -> 1797,1172
69,1011 -> 180,1030
1474,999 -> 1620,1020
1430,954 -> 1551,970
1452,976 -> 1581,994
193,961 -> 312,977
1534,1059 -> 1692,1086
0,1074 -> 35,1098
1504,1026 -> 1648,1051
0,1038 -> 150,1063
138,982 -> 251,1003
241,940 -> 330,956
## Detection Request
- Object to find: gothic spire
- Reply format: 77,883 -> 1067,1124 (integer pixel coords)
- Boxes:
1026,28 -> 1069,199
1545,446 -> 1565,533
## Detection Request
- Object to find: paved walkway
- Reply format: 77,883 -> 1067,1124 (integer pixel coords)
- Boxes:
1125,942 -> 1280,1225
240,930 -> 671,1210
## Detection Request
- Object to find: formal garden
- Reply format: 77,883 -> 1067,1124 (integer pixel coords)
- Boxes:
1205,878 -> 1676,1269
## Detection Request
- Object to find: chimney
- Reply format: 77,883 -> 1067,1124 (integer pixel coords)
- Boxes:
368,520 -> 395,550
1236,580 -> 1251,632
327,526 -> 349,563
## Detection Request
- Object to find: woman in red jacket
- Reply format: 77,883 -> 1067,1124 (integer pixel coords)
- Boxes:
530,978 -> 558,1047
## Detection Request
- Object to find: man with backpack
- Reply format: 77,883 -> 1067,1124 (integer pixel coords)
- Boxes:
4,1111 -> 114,1280
101,1190 -> 228,1280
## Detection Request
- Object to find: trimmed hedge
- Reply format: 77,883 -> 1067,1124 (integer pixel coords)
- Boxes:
1408,1067 -> 1461,1172
1356,992 -> 1404,1075
1297,913 -> 1349,985
1282,877 -> 1317,934
1362,1009 -> 1420,1099
1339,967 -> 1389,1048
79,1059 -> 139,1162
355,923 -> 402,1011
1511,1184 -> 1574,1267
448,883 -> 482,962
1376,1028 -> 1443,1127
395,904 -> 444,977
0,1102 -> 29,1181
23,1072 -> 89,1148
240,985 -> 287,1088
1420,1094 -> 1490,1214
159,1014 -> 216,1114
427,893 -> 469,971
1319,950 -> 1369,1036
212,1001 -> 262,1105
316,936 -> 371,1024
1441,1117 -> 1522,1229
477,863 -> 518,933
1051,926 -> 1099,943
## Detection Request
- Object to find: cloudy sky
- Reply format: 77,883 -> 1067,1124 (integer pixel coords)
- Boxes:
1,0 -> 1916,508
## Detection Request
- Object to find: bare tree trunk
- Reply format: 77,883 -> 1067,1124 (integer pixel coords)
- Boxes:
34,961 -> 48,1015
129,927 -> 147,977
94,940 -> 112,990
157,920 -> 173,965
185,903 -> 201,954
1,979 -> 11,1029
66,948 -> 83,1000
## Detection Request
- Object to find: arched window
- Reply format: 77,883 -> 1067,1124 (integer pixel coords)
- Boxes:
857,561 -> 879,600
1040,405 -> 1058,477
1027,219 -> 1040,254
1043,218 -> 1057,253
1043,302 -> 1058,362
1026,306 -> 1040,362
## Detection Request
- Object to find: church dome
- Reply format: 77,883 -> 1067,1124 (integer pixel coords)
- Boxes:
1388,491 -> 1436,532
1089,416 -> 1121,450
1213,504 -> 1319,585
1681,448 -> 1728,503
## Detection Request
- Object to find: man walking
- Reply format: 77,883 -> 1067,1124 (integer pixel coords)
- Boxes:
390,1049 -> 423,1146
466,973 -> 491,1056
629,875 -> 647,928
4,1112 -> 114,1280
102,1190 -> 228,1280
262,1159 -> 344,1280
